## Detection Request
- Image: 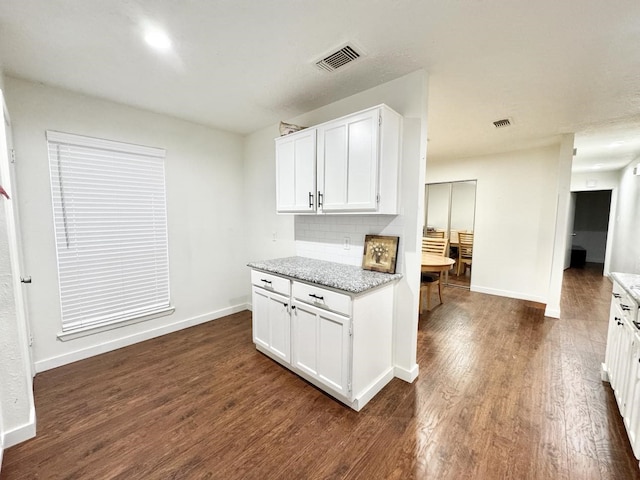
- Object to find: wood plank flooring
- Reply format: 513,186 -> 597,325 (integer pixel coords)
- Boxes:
3,264 -> 639,479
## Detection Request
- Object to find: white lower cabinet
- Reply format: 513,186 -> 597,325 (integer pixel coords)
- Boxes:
250,268 -> 395,411
251,286 -> 291,364
603,276 -> 640,460
291,300 -> 351,397
625,337 -> 640,457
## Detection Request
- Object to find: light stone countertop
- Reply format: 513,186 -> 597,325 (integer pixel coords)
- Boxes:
611,272 -> 640,305
247,256 -> 402,294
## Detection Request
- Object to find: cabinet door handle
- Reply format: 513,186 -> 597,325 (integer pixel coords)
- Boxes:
284,303 -> 288,308
613,293 -> 622,299
261,279 -> 272,284
317,191 -> 323,208
621,304 -> 631,311
308,192 -> 314,209
309,293 -> 324,300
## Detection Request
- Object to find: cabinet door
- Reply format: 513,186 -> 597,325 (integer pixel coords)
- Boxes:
268,291 -> 291,362
605,300 -> 620,381
615,320 -> 634,415
318,109 -> 379,212
608,306 -> 625,390
292,301 -> 351,397
626,336 -> 640,459
251,286 -> 291,363
252,287 -> 271,350
275,129 -> 316,212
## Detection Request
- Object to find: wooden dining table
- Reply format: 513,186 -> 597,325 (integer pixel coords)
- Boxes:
421,253 -> 456,273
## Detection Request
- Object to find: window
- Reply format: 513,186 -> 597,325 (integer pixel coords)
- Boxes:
47,131 -> 171,337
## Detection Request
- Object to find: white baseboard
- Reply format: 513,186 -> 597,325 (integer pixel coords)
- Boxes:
35,303 -> 251,373
394,363 -> 419,383
544,305 -> 561,318
354,368 -> 395,411
471,285 -> 546,304
2,405 -> 36,449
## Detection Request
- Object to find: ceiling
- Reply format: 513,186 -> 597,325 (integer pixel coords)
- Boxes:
1,0 -> 639,172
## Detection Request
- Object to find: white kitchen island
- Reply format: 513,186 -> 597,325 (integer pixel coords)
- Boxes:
247,256 -> 402,411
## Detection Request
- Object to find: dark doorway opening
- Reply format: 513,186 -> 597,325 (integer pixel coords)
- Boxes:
571,190 -> 612,274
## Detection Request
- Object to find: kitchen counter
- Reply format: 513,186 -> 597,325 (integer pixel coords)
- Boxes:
247,256 -> 402,294
611,272 -> 640,304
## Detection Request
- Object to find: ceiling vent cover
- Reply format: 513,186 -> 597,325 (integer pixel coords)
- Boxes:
493,118 -> 512,129
315,45 -> 362,72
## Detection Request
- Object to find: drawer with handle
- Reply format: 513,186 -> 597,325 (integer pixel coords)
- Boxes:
292,281 -> 351,316
251,270 -> 291,297
613,290 -> 638,323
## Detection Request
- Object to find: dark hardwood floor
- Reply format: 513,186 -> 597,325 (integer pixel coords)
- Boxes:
3,263 -> 639,479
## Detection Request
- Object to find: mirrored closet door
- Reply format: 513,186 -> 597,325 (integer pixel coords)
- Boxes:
424,180 -> 477,288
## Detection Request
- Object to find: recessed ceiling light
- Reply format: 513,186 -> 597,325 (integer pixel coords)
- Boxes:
593,164 -> 603,169
144,28 -> 172,51
609,140 -> 625,148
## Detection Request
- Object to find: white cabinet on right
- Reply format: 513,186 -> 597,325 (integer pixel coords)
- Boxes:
317,105 -> 401,214
603,273 -> 640,460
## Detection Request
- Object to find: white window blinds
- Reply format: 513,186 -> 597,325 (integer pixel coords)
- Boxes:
47,131 -> 171,333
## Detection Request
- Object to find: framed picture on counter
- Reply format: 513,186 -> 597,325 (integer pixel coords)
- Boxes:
362,235 -> 399,274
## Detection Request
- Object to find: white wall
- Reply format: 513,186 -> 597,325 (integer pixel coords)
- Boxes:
571,170 -> 620,191
244,70 -> 428,381
5,77 -> 249,371
426,144 -> 563,304
0,65 -> 5,469
610,160 -> 640,273
545,135 -> 574,318
242,125 -> 296,264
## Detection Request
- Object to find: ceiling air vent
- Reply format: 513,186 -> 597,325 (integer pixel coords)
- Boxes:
493,118 -> 512,129
315,45 -> 362,72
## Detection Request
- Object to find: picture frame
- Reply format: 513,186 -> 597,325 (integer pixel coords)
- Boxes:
362,235 -> 400,274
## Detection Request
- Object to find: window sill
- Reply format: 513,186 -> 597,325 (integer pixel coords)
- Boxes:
57,307 -> 175,342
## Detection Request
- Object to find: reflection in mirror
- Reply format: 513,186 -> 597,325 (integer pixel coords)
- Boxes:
424,180 -> 477,289
425,183 -> 450,237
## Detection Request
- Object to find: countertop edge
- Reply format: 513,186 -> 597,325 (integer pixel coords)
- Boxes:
611,272 -> 640,305
248,257 -> 403,295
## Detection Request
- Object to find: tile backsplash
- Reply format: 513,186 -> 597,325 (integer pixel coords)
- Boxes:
295,215 -> 405,271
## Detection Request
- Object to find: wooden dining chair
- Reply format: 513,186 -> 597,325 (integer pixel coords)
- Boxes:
422,237 -> 448,256
425,230 -> 445,239
457,232 -> 474,276
420,237 -> 448,312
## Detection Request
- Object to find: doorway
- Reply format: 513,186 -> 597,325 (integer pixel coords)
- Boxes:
424,180 -> 477,288
568,190 -> 612,275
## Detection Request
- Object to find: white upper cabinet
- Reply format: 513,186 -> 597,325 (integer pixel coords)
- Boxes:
275,128 -> 317,213
318,108 -> 379,212
275,104 -> 401,215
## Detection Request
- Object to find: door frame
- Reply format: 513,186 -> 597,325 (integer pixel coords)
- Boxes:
568,187 -> 617,276
0,91 -> 35,376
